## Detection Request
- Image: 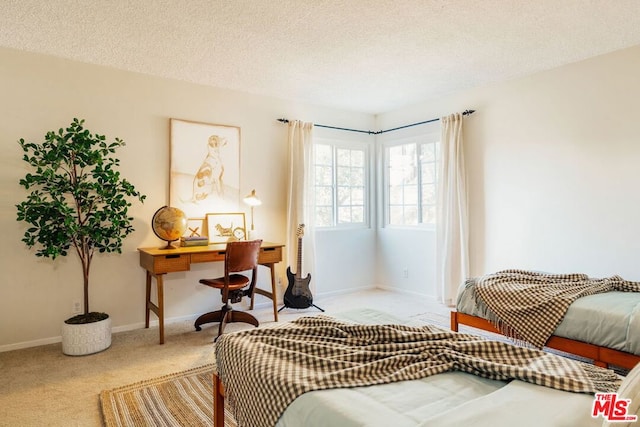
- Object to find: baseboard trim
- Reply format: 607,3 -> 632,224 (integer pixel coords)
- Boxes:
375,284 -> 435,300
0,286 -> 431,353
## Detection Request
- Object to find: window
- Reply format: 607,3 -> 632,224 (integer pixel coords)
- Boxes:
384,136 -> 439,226
314,140 -> 368,228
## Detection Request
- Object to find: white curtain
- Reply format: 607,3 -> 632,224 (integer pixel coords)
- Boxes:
286,120 -> 316,288
436,113 -> 468,306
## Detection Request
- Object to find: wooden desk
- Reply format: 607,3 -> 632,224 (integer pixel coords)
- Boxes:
138,242 -> 284,344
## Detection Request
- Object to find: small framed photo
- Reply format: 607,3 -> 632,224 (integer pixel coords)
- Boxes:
206,212 -> 246,244
183,218 -> 206,238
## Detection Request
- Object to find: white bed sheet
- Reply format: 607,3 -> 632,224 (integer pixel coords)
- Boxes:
274,308 -> 602,427
456,280 -> 640,355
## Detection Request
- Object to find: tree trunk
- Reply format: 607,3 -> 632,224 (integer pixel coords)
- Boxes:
82,252 -> 91,315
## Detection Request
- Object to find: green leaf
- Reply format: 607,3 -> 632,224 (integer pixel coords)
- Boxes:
16,119 -> 146,314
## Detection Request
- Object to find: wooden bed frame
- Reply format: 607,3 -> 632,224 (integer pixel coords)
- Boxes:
212,314 -> 640,426
451,311 -> 640,370
213,373 -> 225,427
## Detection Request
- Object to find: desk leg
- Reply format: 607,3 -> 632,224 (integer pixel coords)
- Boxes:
269,264 -> 279,322
145,272 -> 166,345
157,275 -> 165,344
145,271 -> 152,328
251,263 -> 279,322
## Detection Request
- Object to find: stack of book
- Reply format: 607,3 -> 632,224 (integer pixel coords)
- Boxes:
180,236 -> 209,247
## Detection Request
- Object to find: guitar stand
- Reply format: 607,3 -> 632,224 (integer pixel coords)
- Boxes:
278,303 -> 325,313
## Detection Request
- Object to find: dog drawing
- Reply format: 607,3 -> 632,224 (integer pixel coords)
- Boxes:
191,135 -> 227,201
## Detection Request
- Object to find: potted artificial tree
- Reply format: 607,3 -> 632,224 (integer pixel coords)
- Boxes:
16,118 -> 145,355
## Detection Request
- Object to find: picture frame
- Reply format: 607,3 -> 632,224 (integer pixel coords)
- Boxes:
206,212 -> 247,244
183,218 -> 206,238
169,119 -> 241,219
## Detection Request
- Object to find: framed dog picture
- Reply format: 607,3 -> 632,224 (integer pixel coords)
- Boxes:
206,212 -> 246,244
169,119 -> 240,218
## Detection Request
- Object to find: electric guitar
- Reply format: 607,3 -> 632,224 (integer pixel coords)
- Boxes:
283,224 -> 313,309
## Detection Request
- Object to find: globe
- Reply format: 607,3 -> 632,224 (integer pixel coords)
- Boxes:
152,206 -> 188,249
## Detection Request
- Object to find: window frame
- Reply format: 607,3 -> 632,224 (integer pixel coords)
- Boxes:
382,133 -> 440,229
313,138 -> 371,230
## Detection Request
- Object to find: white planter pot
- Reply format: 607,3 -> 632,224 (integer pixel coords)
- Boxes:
61,316 -> 112,356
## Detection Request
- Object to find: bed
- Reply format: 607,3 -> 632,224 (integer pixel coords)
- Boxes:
212,308 -> 635,427
451,270 -> 640,370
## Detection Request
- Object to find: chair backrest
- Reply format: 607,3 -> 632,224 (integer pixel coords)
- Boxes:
225,239 -> 262,274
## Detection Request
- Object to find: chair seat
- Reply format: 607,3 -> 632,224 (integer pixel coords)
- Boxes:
199,274 -> 251,290
194,239 -> 263,340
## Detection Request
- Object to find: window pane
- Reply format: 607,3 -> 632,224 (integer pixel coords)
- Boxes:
315,165 -> 333,185
351,150 -> 364,167
337,186 -> 350,206
338,206 -> 351,223
389,185 -> 403,204
316,186 -> 333,205
422,205 -> 436,224
389,205 -> 404,225
386,139 -> 439,227
389,145 -> 403,163
422,184 -> 436,205
315,144 -> 332,164
420,143 -> 435,162
337,166 -> 350,185
403,168 -> 417,185
351,206 -> 364,222
421,162 -> 436,184
351,187 -> 364,205
314,141 -> 367,227
336,148 -> 350,164
350,168 -> 363,186
403,184 -> 418,205
404,205 -> 418,225
315,207 -> 333,227
389,168 -> 404,186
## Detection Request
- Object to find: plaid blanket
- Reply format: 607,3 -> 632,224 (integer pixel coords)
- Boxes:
474,269 -> 640,349
215,315 -> 621,427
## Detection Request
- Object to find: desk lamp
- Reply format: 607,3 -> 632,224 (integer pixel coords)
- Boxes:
243,189 -> 262,239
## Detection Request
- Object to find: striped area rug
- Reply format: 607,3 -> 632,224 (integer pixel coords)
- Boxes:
100,364 -> 237,427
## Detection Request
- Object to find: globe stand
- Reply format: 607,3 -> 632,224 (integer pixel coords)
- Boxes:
161,239 -> 179,250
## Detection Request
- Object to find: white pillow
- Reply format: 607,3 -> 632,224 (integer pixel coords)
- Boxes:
602,363 -> 640,427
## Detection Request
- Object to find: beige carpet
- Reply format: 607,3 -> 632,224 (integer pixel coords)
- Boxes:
95,311 -> 516,427
1,290 -> 445,427
100,363 -> 238,427
97,310 -> 456,427
97,308 -> 622,427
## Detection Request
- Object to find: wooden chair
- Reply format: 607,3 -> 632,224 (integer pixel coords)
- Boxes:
194,239 -> 263,340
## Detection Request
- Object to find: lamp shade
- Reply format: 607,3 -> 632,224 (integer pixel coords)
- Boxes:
243,189 -> 262,207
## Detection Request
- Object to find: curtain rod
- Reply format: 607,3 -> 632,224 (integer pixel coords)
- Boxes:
277,109 -> 475,135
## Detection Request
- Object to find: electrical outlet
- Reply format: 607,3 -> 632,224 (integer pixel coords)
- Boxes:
73,301 -> 82,314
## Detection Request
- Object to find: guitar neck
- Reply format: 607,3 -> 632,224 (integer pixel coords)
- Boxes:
296,236 -> 302,279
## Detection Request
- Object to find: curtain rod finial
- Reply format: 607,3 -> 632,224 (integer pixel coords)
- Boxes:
277,118 -> 289,124
462,109 -> 475,116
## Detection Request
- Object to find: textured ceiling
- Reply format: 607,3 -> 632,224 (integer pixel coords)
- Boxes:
2,1 -> 640,114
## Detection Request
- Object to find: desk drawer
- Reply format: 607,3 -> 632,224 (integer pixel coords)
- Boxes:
153,254 -> 190,273
191,251 -> 225,263
259,246 -> 282,264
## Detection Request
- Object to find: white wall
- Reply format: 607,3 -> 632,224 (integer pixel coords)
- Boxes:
374,122 -> 440,297
312,126 -> 377,297
376,45 -> 640,299
0,47 -> 375,351
4,43 -> 639,351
